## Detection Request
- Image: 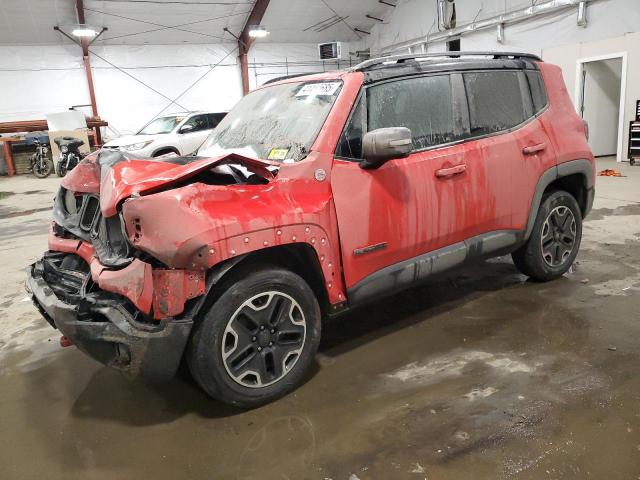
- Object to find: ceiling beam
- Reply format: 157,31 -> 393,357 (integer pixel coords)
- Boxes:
238,0 -> 271,95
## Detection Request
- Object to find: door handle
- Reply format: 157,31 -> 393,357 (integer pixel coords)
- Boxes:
523,143 -> 547,155
435,164 -> 467,178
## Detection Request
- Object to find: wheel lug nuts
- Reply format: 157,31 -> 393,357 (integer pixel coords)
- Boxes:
270,329 -> 275,333
269,341 -> 273,346
252,336 -> 256,342
257,347 -> 262,351
260,326 -> 265,330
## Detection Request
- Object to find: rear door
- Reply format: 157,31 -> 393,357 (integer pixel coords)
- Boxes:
513,69 -> 557,229
459,69 -> 555,234
207,113 -> 227,130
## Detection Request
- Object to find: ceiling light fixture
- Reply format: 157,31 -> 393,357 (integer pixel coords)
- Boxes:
71,25 -> 98,37
247,25 -> 269,38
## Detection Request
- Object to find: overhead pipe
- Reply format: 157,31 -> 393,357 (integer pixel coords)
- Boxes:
497,22 -> 505,43
382,0 -> 596,54
577,1 -> 588,26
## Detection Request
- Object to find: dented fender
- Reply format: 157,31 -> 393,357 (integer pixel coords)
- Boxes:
120,157 -> 346,304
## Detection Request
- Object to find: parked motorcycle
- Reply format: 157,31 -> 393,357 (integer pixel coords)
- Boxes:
54,137 -> 85,177
30,138 -> 54,178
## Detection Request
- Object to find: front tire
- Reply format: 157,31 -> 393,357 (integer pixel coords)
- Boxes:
512,190 -> 582,281
187,267 -> 321,408
32,155 -> 53,178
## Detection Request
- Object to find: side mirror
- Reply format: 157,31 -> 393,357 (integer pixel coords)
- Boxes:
179,124 -> 194,134
360,127 -> 412,170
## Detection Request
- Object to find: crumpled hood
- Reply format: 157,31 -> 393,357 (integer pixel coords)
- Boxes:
62,151 -> 276,217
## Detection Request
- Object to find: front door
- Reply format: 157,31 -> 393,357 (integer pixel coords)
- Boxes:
178,114 -> 212,154
331,74 -> 474,291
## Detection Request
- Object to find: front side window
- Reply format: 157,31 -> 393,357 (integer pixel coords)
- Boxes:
463,71 -> 528,136
199,81 -> 343,162
367,75 -> 457,150
336,95 -> 366,159
182,114 -> 209,132
137,115 -> 184,135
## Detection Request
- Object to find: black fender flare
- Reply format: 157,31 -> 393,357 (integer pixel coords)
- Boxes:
524,159 -> 595,240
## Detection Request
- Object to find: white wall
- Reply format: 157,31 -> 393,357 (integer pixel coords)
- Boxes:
366,0 -> 640,56
248,43 -> 359,90
582,58 -> 622,157
544,32 -> 640,161
0,44 -> 241,137
0,45 -> 89,122
90,44 -> 241,136
0,42 -> 357,139
367,0 -> 439,53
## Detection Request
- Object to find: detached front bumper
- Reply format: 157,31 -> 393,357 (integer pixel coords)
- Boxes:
26,259 -> 193,382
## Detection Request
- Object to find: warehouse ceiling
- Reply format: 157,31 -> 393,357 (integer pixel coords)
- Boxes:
0,0 -> 392,45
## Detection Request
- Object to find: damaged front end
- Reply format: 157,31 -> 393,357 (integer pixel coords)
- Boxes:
27,149 -> 275,381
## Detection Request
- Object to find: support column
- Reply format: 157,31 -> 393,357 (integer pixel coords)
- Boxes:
76,0 -> 102,145
238,0 -> 271,95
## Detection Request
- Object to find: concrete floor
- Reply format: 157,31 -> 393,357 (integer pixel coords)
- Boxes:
1,158 -> 639,479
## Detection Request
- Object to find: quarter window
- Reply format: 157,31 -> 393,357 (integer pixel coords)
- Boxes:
463,71 -> 528,136
367,75 -> 457,150
526,71 -> 548,114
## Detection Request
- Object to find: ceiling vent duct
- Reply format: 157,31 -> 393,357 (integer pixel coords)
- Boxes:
352,48 -> 371,59
319,42 -> 342,60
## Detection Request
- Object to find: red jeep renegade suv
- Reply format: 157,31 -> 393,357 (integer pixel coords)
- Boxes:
27,52 -> 594,407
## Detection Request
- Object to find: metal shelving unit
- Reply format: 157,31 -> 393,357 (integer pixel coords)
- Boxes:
629,100 -> 640,166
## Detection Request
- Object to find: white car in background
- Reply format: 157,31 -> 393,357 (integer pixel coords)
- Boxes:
102,111 -> 227,157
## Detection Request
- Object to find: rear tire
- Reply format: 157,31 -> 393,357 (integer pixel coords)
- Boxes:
512,190 -> 582,281
56,160 -> 67,178
187,266 -> 321,408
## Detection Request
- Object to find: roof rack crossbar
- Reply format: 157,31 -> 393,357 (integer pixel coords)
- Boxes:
352,51 -> 542,71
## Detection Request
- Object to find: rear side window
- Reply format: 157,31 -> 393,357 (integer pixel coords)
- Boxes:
526,71 -> 548,114
463,71 -> 528,136
207,113 -> 226,128
367,75 -> 456,150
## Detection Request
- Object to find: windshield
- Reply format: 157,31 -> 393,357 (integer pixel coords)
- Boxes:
198,80 -> 343,162
137,116 -> 184,135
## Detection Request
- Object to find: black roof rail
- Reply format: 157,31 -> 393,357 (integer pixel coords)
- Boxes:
352,51 -> 542,71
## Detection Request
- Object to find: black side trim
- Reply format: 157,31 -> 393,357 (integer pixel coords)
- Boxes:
347,230 -> 522,307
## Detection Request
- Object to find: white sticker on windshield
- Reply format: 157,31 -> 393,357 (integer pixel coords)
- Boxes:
295,82 -> 341,97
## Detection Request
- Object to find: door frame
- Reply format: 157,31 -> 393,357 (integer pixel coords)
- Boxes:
573,52 -> 627,162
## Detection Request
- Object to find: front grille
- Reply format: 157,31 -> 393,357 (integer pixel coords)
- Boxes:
80,195 -> 100,231
40,252 -> 90,305
54,190 -> 133,268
